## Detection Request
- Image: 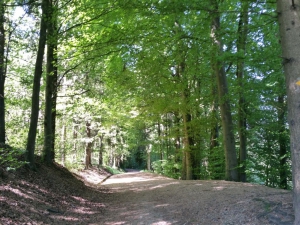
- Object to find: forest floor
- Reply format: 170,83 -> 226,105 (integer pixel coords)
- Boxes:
0,160 -> 295,225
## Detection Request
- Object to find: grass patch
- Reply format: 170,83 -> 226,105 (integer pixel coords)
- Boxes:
104,166 -> 125,175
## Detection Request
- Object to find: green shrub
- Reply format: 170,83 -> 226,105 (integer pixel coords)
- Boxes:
0,145 -> 26,171
152,160 -> 181,179
104,166 -> 125,175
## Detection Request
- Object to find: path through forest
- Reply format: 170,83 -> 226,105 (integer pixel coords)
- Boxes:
98,170 -> 294,225
0,164 -> 295,225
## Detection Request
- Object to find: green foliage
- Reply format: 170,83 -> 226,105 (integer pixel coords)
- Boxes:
103,166 -> 124,175
152,159 -> 181,179
63,159 -> 86,171
0,146 -> 27,171
1,0 -> 291,189
207,145 -> 225,180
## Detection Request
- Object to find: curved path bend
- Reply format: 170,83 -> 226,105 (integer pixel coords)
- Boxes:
98,171 -> 293,225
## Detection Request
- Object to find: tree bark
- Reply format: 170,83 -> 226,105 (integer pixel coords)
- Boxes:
236,0 -> 249,182
26,0 -> 48,169
85,120 -> 92,169
210,0 -> 238,181
0,1 -> 5,145
182,111 -> 193,180
147,144 -> 151,171
277,0 -> 300,223
51,0 -> 58,163
43,0 -> 57,164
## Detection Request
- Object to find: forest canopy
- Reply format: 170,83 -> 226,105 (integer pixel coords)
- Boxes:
0,0 -> 290,190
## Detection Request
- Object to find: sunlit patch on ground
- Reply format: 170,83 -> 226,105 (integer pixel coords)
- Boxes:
213,186 -> 226,190
102,171 -> 172,185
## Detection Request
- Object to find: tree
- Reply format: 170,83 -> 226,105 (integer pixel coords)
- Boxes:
0,1 -> 5,145
210,0 -> 238,181
236,0 -> 249,182
43,0 -> 58,164
0,0 -> 293,190
277,0 -> 300,223
84,119 -> 92,169
26,0 -> 49,169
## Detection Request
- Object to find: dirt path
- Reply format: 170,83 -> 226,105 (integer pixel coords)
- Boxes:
0,165 -> 295,225
98,171 -> 294,225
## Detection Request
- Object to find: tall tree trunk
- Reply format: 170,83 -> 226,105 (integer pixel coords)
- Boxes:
0,1 -> 5,145
51,0 -> 58,162
236,0 -> 249,182
43,0 -> 57,164
210,0 -> 238,181
182,110 -> 193,180
177,70 -> 193,180
26,0 -> 48,169
277,1 -> 300,223
85,120 -> 92,169
147,144 -> 151,171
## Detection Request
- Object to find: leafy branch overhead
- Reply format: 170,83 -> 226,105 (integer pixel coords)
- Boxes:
0,0 -> 296,220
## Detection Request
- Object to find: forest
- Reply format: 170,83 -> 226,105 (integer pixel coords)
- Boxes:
0,0 -> 299,212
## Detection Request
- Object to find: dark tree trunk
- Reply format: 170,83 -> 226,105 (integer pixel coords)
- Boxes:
43,0 -> 57,164
236,0 -> 249,182
85,120 -> 92,169
210,0 -> 238,181
0,2 -> 5,145
51,1 -> 58,162
26,0 -> 48,169
182,92 -> 193,180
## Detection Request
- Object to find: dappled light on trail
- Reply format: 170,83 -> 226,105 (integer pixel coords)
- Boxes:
97,171 -> 294,224
1,165 -> 294,224
101,171 -> 172,185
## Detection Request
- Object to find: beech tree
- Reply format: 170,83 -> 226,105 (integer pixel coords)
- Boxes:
236,0 -> 249,182
26,0 -> 48,169
43,0 -> 58,164
210,0 -> 238,181
0,0 -> 5,145
277,0 -> 300,223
